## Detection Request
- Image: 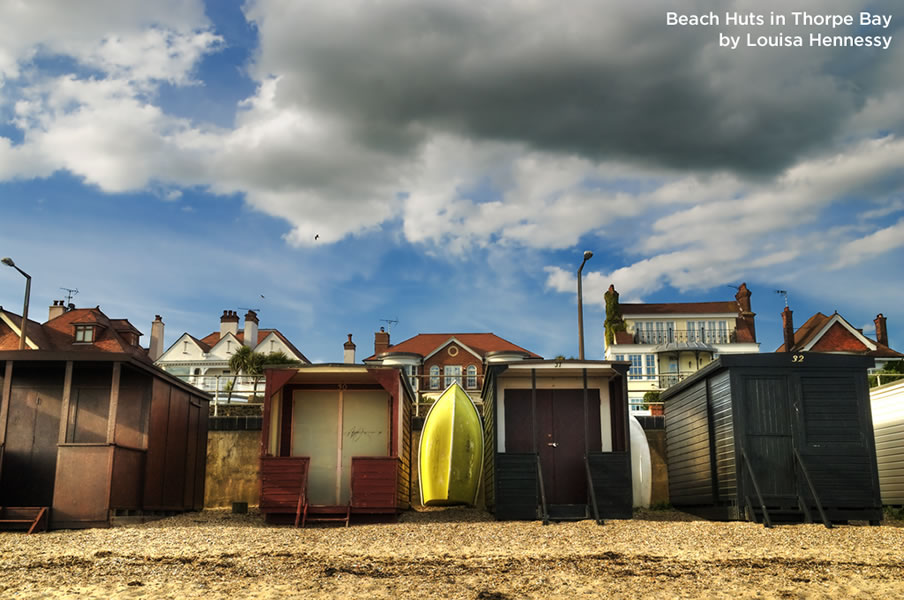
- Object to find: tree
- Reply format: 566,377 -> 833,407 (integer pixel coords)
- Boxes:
226,346 -> 265,404
870,359 -> 904,387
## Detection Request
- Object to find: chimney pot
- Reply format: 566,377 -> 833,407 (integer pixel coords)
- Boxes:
149,315 -> 165,361
344,333 -> 356,364
782,306 -> 795,352
374,328 -> 390,356
874,314 -> 889,347
220,309 -> 239,338
48,300 -> 66,321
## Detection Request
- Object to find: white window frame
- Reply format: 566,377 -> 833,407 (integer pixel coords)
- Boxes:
429,365 -> 440,389
466,365 -> 478,389
444,365 -> 462,387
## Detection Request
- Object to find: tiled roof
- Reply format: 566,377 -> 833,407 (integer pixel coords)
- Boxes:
198,329 -> 309,362
776,311 -> 904,358
619,301 -> 740,315
0,306 -> 150,361
364,333 -> 541,361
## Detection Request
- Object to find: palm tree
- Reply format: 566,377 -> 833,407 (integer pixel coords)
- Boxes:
226,346 -> 265,404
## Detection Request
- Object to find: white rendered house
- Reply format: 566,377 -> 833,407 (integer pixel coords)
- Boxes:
153,310 -> 309,402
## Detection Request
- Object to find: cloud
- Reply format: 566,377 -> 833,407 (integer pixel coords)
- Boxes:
834,217 -> 904,269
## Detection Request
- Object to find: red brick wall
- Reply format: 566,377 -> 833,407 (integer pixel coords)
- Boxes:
810,322 -> 869,352
422,343 -> 483,392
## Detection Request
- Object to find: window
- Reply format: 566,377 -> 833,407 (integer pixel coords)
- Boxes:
629,395 -> 646,412
686,321 -> 696,342
615,354 -> 625,362
466,365 -> 478,389
717,321 -> 728,344
429,365 -> 440,389
183,340 -> 190,353
74,325 -> 95,343
407,365 -> 419,391
645,355 -> 656,379
444,365 -> 462,387
628,354 -> 643,380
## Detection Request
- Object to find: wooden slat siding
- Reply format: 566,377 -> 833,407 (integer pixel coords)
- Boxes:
871,381 -> 904,505
351,456 -> 398,512
799,375 -> 882,510
482,369 -> 498,510
259,456 -> 309,513
665,380 -> 713,506
494,453 -> 538,520
398,379 -> 411,510
588,451 -> 632,518
708,370 -> 736,501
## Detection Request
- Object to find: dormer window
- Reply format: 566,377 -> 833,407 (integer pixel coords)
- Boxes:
74,324 -> 95,343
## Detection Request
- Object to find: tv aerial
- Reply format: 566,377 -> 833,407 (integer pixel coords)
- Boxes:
380,318 -> 399,333
775,290 -> 789,308
60,287 -> 79,305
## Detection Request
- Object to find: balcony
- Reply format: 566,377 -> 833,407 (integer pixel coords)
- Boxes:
627,371 -> 701,389
632,328 -> 735,346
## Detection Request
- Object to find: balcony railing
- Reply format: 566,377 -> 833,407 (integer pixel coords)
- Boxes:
627,371 -> 701,389
632,328 -> 736,345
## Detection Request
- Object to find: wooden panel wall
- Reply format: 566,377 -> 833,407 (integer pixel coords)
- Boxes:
664,380 -> 713,506
481,370 -> 498,510
110,446 -> 145,509
708,370 -> 736,501
588,451 -> 632,518
493,453 -> 538,520
162,387 -> 189,509
143,378 -> 171,508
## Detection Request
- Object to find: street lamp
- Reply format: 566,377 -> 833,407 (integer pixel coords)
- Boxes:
577,250 -> 593,360
2,257 -> 31,351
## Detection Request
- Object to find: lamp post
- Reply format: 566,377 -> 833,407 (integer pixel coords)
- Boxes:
2,257 -> 31,351
577,250 -> 593,360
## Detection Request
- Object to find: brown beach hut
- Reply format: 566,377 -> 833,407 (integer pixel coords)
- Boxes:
481,360 -> 633,523
0,306 -> 209,530
259,364 -> 413,526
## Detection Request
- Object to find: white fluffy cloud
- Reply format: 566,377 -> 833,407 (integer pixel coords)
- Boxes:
1,0 -> 903,299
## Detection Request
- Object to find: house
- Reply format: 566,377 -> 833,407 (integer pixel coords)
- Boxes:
481,359 -> 633,522
363,329 -> 541,413
0,302 -> 208,529
259,364 -> 414,526
776,309 -> 903,371
662,353 -> 882,526
154,310 -> 310,402
603,283 -> 760,413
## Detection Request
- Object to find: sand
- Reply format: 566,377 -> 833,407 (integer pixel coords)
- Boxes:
2,508 -> 903,599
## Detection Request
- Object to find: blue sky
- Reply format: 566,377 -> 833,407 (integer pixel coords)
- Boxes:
2,0 -> 903,362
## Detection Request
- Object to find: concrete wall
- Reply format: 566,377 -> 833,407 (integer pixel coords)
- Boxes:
205,430 -> 260,508
645,429 -> 670,506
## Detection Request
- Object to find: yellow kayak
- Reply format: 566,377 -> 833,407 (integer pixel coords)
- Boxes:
419,383 -> 484,506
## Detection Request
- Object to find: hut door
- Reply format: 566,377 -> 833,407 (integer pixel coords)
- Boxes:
742,377 -> 796,497
1,388 -> 62,506
505,389 -> 601,505
292,389 -> 389,506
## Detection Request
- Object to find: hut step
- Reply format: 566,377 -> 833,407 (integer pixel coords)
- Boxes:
0,507 -> 49,534
547,504 -> 589,521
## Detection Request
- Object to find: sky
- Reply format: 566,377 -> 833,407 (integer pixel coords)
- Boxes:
1,0 -> 903,363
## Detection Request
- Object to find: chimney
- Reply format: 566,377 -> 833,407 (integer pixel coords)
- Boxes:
374,327 -> 390,356
874,314 -> 888,347
48,300 -> 66,321
243,310 -> 259,348
782,306 -> 795,352
220,310 -> 239,339
344,334 -> 356,364
149,315 -> 165,361
734,283 -> 757,343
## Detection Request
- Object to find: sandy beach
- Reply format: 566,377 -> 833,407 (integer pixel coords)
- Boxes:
2,508 -> 903,599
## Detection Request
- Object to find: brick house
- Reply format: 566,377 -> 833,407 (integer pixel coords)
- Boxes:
777,309 -> 903,371
363,329 -> 540,413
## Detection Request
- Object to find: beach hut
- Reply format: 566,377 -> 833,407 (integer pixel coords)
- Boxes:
662,353 -> 882,526
870,378 -> 904,506
259,365 -> 413,526
481,360 -> 632,523
0,354 -> 209,530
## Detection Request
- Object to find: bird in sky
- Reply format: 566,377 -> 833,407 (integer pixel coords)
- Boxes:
314,234 -> 319,240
